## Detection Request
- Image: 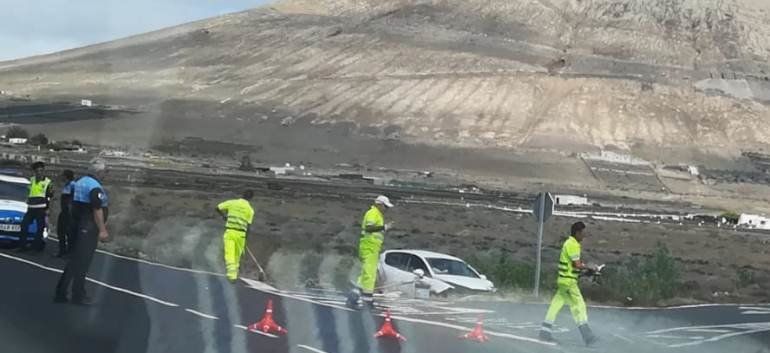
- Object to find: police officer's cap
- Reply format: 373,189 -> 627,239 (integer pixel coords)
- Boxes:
31,161 -> 45,170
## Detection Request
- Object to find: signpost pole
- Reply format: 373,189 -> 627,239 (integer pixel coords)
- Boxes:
534,193 -> 545,298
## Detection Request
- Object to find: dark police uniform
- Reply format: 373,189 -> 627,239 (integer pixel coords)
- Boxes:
54,175 -> 108,303
56,179 -> 76,256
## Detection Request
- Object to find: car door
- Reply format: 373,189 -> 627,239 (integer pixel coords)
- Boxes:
379,251 -> 415,288
407,255 -> 454,295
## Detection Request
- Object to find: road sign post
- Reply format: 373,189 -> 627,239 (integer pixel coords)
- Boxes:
532,192 -> 554,298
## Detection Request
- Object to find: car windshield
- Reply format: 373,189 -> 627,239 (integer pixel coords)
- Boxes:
0,180 -> 29,202
427,258 -> 478,278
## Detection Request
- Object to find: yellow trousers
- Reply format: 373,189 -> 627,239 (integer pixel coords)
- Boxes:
544,279 -> 588,325
223,229 -> 246,281
356,235 -> 383,294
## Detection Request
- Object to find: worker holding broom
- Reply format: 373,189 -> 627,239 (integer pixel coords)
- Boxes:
216,190 -> 256,283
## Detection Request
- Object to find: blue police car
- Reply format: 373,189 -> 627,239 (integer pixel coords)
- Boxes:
0,173 -> 44,243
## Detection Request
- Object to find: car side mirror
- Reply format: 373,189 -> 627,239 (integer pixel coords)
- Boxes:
479,274 -> 488,280
413,269 -> 425,279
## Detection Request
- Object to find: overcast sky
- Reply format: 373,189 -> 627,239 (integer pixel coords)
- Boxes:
0,0 -> 271,61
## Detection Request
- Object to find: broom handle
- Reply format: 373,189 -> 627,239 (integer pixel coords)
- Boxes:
245,245 -> 266,274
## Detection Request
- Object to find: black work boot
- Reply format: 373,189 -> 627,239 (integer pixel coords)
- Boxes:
539,322 -> 556,342
578,324 -> 599,347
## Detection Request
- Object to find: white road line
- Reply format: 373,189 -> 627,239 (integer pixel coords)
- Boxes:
590,303 -> 739,311
739,306 -> 770,311
234,324 -> 279,338
95,248 -> 224,277
611,333 -> 635,343
669,328 -> 770,348
646,334 -> 691,339
389,314 -> 556,346
185,308 -> 219,320
647,322 -> 770,334
47,237 -> 224,277
88,277 -> 180,307
0,252 -> 180,307
297,345 -> 329,353
685,328 -> 733,333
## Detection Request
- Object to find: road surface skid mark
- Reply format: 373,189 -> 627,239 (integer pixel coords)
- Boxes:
646,322 -> 770,348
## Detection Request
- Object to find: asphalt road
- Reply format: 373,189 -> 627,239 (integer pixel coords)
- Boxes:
1,243 -> 768,353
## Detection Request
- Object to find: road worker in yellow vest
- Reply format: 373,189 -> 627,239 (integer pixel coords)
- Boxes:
216,190 -> 255,283
18,161 -> 53,252
539,221 -> 600,346
356,195 -> 394,307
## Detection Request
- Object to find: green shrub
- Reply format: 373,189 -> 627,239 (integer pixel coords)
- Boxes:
600,243 -> 680,305
720,211 -> 740,224
736,268 -> 755,289
467,250 -> 555,292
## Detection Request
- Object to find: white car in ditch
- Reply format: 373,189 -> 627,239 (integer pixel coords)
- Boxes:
377,249 -> 496,297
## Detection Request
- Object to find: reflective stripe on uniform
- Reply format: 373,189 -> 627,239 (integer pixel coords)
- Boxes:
557,236 -> 581,281
217,198 -> 254,233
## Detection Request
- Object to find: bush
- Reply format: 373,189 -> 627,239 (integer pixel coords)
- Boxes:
29,133 -> 48,146
600,243 -> 680,305
467,250 -> 555,292
720,211 -> 740,224
6,126 -> 28,139
736,268 -> 755,289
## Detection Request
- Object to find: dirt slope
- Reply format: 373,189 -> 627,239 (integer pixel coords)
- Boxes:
1,0 -> 770,158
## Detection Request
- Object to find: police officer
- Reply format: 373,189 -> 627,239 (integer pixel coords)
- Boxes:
18,161 -> 53,252
356,195 -> 394,308
54,160 -> 109,305
216,190 -> 255,283
539,221 -> 599,346
55,170 -> 76,257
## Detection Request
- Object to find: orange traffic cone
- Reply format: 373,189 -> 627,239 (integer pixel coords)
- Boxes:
248,299 -> 288,335
374,310 -> 406,341
460,316 -> 489,343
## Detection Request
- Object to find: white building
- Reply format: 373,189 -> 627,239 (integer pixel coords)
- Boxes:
81,99 -> 93,107
555,194 -> 589,206
8,138 -> 27,144
738,214 -> 770,230
580,150 -> 650,166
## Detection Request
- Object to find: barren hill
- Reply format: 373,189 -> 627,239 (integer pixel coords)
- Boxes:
2,0 -> 770,161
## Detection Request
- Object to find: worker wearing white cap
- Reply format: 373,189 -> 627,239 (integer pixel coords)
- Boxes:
356,195 -> 394,307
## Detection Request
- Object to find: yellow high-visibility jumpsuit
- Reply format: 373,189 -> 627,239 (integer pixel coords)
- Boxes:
217,198 -> 255,281
544,236 -> 588,326
357,205 -> 384,296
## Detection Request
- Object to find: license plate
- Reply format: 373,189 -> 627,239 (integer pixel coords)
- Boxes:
0,224 -> 21,232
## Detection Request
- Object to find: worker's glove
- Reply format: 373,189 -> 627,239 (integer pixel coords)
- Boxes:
384,222 -> 394,232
